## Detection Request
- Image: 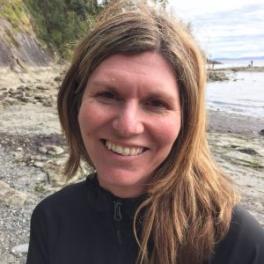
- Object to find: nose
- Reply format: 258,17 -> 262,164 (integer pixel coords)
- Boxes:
112,102 -> 144,137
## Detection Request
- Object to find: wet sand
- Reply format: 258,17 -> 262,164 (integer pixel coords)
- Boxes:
208,109 -> 264,136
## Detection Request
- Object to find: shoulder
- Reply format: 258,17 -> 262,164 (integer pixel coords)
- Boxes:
228,206 -> 264,247
32,176 -> 94,219
211,205 -> 264,264
232,206 -> 264,239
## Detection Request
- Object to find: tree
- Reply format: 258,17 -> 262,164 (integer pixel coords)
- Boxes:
24,0 -> 100,57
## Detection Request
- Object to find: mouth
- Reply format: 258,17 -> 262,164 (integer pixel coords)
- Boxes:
101,139 -> 147,156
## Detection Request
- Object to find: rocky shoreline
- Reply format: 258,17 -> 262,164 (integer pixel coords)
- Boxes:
207,66 -> 264,81
0,66 -> 263,264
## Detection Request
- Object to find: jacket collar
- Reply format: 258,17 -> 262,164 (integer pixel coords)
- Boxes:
85,174 -> 146,219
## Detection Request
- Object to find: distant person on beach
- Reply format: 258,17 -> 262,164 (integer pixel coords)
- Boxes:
26,1 -> 264,264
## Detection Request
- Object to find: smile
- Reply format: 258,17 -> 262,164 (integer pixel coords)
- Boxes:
103,140 -> 146,156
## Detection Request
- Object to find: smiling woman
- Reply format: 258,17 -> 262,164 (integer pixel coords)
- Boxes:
26,1 -> 264,264
78,52 -> 181,198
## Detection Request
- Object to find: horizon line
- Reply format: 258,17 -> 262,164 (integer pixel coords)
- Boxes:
213,56 -> 264,61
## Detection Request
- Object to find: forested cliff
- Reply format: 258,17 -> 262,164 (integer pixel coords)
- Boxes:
0,0 -> 166,68
0,0 -> 105,67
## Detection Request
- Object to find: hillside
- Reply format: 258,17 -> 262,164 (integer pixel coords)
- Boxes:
0,0 -> 50,68
0,0 -> 101,68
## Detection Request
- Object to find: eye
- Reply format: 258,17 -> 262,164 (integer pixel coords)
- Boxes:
144,98 -> 170,111
95,90 -> 121,103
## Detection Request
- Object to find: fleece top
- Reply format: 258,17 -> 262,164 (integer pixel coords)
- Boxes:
27,176 -> 264,264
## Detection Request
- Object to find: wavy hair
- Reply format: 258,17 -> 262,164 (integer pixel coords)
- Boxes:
57,1 -> 239,263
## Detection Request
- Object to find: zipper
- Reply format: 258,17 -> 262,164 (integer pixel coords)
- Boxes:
113,200 -> 123,244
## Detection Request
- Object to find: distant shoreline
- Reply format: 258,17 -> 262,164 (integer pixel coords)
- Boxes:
214,66 -> 264,72
207,66 -> 264,81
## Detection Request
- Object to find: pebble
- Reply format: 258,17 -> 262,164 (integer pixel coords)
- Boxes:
13,151 -> 24,161
33,161 -> 45,168
33,154 -> 48,161
47,145 -> 64,155
38,146 -> 48,154
259,129 -> 264,136
36,85 -> 48,90
54,76 -> 62,82
2,81 -> 56,107
11,243 -> 29,257
0,67 -> 65,263
1,66 -> 263,264
0,180 -> 28,207
238,148 -> 258,155
38,145 -> 64,155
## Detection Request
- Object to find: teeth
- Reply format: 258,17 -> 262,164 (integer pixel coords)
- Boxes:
105,141 -> 144,156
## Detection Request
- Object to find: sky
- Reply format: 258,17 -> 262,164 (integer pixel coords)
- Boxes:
168,0 -> 264,59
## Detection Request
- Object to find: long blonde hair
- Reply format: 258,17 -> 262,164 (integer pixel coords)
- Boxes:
57,1 -> 239,263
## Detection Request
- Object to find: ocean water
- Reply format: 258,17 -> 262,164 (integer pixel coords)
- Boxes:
206,71 -> 264,118
211,59 -> 264,69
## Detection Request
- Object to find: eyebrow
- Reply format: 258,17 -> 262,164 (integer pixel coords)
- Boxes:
89,80 -> 115,88
89,80 -> 179,105
88,80 -> 119,95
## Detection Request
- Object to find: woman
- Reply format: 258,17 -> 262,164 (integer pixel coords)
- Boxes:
27,1 -> 264,264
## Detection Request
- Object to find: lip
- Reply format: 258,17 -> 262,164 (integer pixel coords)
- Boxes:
100,139 -> 149,158
101,139 -> 148,150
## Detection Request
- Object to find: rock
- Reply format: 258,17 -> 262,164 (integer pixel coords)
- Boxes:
42,99 -> 53,107
24,86 -> 32,91
208,70 -> 229,82
33,154 -> 48,161
36,85 -> 48,91
238,148 -> 258,155
33,161 -> 45,168
4,97 -> 17,105
42,157 -> 90,186
11,243 -> 29,257
259,129 -> 264,136
47,145 -> 64,156
13,151 -> 24,161
38,146 -> 48,154
44,160 -> 65,186
38,145 -> 64,156
54,76 -> 62,82
0,180 -> 27,207
34,183 -> 46,193
20,97 -> 30,103
34,95 -> 44,100
17,85 -> 25,91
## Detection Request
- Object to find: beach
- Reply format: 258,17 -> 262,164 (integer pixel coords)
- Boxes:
208,109 -> 264,135
0,66 -> 263,263
207,110 -> 264,222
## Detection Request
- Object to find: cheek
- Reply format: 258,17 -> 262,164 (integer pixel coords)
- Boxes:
152,115 -> 181,148
78,107 -> 97,141
78,104 -> 90,133
78,102 -> 106,133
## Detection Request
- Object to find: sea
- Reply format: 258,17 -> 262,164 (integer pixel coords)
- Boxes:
206,59 -> 264,118
212,58 -> 264,69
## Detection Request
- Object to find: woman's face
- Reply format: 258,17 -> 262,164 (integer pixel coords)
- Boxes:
78,52 -> 181,198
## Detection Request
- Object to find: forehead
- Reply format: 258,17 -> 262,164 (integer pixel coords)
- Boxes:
87,52 -> 178,92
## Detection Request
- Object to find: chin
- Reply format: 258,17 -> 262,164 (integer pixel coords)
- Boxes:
96,169 -> 150,197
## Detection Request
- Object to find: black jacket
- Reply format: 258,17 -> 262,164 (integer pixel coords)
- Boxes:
27,176 -> 264,264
